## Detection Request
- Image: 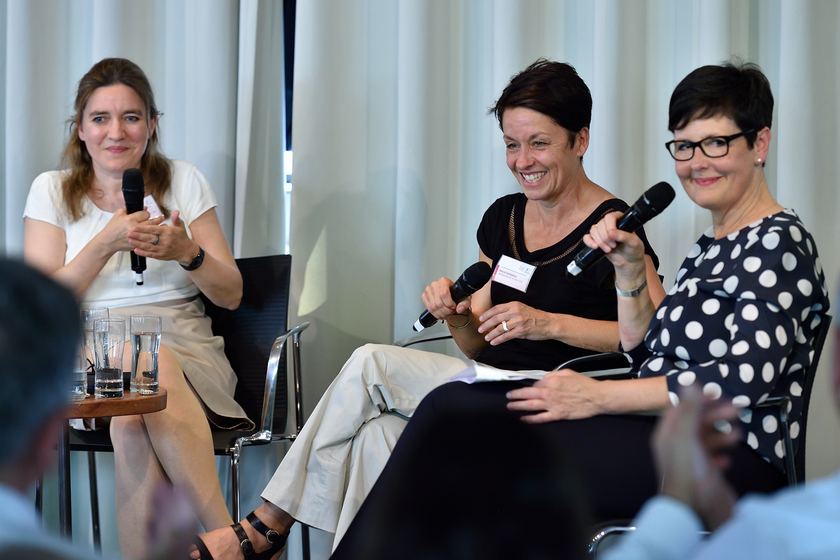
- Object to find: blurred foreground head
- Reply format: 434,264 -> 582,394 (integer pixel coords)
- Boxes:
0,258 -> 80,465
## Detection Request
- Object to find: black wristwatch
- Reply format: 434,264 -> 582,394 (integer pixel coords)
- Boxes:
179,246 -> 205,271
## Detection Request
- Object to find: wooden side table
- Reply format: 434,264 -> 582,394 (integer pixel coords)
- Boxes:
59,390 -> 167,537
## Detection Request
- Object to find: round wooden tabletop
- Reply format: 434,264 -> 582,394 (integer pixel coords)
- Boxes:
68,389 -> 167,419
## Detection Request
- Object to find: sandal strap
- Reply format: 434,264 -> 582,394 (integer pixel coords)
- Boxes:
193,536 -> 215,560
246,511 -> 287,549
231,521 -> 255,557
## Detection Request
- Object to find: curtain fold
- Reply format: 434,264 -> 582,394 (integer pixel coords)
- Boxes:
292,0 -> 840,486
234,0 -> 287,257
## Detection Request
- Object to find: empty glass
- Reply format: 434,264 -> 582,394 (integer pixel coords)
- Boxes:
93,318 -> 125,398
130,315 -> 161,394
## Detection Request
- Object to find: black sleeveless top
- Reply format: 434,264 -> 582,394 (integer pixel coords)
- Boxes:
474,193 -> 659,371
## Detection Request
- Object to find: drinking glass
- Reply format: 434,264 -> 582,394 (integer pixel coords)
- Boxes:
130,315 -> 161,394
93,318 -> 125,398
73,308 -> 109,400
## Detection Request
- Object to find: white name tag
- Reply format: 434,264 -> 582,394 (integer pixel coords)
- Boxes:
143,195 -> 163,219
492,254 -> 536,293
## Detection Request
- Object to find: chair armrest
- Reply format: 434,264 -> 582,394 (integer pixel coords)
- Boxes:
395,322 -> 453,348
755,396 -> 797,485
398,334 -> 453,348
556,352 -> 632,376
256,321 -> 310,436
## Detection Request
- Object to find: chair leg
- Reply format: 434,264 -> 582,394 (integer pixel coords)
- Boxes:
35,477 -> 43,517
301,524 -> 311,560
230,448 -> 241,521
88,451 -> 101,551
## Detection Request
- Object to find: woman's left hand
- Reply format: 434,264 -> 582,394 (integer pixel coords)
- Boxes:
128,210 -> 198,264
505,369 -> 603,422
477,301 -> 557,345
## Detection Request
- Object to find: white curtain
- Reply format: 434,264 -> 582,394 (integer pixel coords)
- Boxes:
1,0 -> 286,257
0,0 -> 288,553
291,0 -> 840,494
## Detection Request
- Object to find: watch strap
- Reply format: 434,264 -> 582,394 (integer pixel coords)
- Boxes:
179,246 -> 205,271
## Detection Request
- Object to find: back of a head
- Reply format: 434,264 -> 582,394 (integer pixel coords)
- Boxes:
0,259 -> 80,464
668,61 -> 774,148
491,58 -> 592,139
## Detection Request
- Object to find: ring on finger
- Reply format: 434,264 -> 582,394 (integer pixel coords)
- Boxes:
502,320 -> 509,332
152,233 -> 160,246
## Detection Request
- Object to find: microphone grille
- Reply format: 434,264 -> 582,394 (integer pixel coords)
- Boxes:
644,181 -> 675,211
462,261 -> 492,288
122,168 -> 144,192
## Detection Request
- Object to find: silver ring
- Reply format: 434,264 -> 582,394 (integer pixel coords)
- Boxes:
502,320 -> 509,332
152,234 -> 160,246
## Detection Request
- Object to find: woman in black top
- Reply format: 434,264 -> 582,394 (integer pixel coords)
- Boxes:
330,62 -> 830,560
192,59 -> 662,559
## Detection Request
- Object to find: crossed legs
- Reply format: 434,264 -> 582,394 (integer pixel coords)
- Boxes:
110,345 -> 231,559
192,343 -> 468,558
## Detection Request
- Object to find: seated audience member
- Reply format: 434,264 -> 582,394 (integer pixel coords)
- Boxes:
330,61 -> 831,559
0,258 -> 86,559
193,59 -> 664,558
603,357 -> 840,560
0,258 -> 195,560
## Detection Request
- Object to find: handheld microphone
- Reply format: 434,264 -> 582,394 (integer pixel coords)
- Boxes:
413,262 -> 493,332
566,181 -> 675,277
122,168 -> 146,285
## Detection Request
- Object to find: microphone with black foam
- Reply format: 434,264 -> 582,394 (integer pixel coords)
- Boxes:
122,168 -> 147,285
566,181 -> 675,277
413,261 -> 493,332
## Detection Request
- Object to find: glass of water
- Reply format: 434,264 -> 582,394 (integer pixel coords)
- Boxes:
93,318 -> 125,398
72,339 -> 89,401
130,315 -> 161,394
74,308 -> 109,400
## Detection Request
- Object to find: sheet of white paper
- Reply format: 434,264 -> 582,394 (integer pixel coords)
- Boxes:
449,361 -> 547,384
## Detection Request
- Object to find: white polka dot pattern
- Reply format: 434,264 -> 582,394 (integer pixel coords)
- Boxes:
635,210 -> 829,474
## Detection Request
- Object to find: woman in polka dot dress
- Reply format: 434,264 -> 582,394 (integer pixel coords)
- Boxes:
329,62 -> 831,553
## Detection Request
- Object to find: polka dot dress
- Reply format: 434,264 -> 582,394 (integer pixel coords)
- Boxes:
637,210 -> 830,472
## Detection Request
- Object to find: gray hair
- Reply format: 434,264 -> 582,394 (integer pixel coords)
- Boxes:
0,258 -> 80,463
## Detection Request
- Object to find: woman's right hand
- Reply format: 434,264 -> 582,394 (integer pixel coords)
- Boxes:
97,209 -> 162,255
421,277 -> 471,320
583,211 -> 647,279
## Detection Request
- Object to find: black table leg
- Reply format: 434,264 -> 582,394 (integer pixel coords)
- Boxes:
58,424 -> 72,537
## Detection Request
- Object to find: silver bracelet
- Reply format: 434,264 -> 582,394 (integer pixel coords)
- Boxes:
615,277 -> 647,298
445,313 -> 473,330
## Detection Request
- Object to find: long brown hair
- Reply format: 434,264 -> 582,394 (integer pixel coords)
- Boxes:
61,58 -> 171,221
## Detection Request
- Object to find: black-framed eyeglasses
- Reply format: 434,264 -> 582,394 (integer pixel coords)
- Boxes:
664,129 -> 755,161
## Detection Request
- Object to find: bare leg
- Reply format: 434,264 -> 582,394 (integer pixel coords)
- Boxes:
111,412 -> 168,558
113,345 -> 232,558
192,502 -> 293,559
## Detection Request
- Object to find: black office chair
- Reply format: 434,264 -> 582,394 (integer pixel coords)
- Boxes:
69,254 -> 309,549
586,315 -> 832,557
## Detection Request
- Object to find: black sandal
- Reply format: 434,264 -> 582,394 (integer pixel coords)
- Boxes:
192,512 -> 287,560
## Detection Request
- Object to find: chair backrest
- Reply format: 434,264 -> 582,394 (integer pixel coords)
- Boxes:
201,255 -> 291,434
792,313 -> 832,482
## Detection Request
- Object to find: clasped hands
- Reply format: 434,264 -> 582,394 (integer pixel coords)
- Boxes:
106,208 -> 197,264
652,385 -> 740,530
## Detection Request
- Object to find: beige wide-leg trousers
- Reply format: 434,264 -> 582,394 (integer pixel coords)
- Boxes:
260,343 -> 470,548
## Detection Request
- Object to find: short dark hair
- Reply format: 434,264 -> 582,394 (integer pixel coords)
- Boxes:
490,59 -> 592,146
668,62 -> 774,148
0,259 -> 80,462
